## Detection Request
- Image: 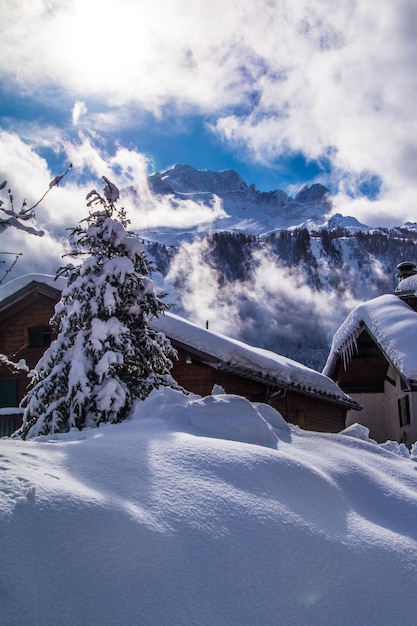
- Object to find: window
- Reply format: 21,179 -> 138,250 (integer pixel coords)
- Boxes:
28,325 -> 51,348
0,380 -> 18,408
398,395 -> 411,427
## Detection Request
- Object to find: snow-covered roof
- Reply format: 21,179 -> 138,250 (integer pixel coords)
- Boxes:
395,274 -> 417,297
323,294 -> 417,386
0,273 -> 66,306
153,312 -> 358,407
0,274 -> 356,407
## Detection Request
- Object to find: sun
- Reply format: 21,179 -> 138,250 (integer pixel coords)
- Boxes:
50,0 -> 160,98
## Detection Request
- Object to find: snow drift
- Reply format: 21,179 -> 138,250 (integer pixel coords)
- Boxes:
1,388 -> 417,625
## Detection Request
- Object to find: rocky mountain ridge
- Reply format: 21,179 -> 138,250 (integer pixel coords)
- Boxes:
148,163 -> 367,236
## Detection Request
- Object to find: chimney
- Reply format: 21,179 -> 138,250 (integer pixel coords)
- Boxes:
395,261 -> 417,311
396,261 -> 417,282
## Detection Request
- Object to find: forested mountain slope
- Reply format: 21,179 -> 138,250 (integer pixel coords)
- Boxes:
145,228 -> 417,370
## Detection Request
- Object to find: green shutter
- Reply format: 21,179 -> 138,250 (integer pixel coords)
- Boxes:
28,325 -> 45,347
28,326 -> 51,347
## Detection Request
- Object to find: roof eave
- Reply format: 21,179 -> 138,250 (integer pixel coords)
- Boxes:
0,280 -> 61,315
327,319 -> 415,393
218,362 -> 361,410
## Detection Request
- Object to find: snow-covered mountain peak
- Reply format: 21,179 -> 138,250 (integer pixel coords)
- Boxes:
326,213 -> 368,231
295,182 -> 331,207
151,164 -> 248,195
145,164 -> 372,242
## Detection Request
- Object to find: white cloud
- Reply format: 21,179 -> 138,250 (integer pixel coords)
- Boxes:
132,194 -> 227,230
0,132 -> 79,279
166,238 -> 237,333
58,135 -> 228,230
1,1 -> 417,224
0,228 -> 68,281
72,101 -> 88,126
0,130 -> 51,203
0,130 -> 230,282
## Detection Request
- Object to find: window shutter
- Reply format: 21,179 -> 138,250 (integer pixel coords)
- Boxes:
28,326 -> 51,347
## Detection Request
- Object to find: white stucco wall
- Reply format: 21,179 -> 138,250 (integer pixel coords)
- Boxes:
345,365 -> 417,446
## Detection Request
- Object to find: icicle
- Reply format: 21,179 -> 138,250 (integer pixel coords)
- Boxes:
339,326 -> 360,370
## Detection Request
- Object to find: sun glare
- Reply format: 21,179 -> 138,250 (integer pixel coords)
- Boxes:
53,1 -> 159,96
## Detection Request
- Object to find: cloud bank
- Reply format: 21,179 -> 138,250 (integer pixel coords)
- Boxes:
1,1 -> 417,225
0,130 -> 229,280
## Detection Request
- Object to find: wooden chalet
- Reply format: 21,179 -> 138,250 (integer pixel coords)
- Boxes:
152,312 -> 360,434
0,274 -> 359,436
323,262 -> 417,446
0,276 -> 67,436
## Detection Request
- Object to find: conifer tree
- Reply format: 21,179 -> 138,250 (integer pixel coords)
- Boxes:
17,177 -> 178,439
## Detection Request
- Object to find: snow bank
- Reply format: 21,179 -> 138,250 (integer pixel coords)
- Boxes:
2,388 -> 417,625
340,422 -> 416,458
155,389 -> 279,448
132,387 -> 281,448
339,422 -> 375,442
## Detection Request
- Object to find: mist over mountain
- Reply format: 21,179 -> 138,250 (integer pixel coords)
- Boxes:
143,165 -> 417,370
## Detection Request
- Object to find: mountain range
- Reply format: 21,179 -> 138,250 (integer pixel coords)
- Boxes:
148,163 -> 368,237
142,164 -> 417,371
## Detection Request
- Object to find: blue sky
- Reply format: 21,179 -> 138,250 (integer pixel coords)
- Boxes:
0,80 -> 324,194
1,0 -> 417,251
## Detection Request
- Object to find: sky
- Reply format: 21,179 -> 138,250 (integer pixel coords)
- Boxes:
1,0 -> 417,279
2,386 -> 417,624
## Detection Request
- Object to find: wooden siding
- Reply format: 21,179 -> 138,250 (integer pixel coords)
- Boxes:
332,329 -> 390,393
269,391 -> 346,433
173,346 -> 347,433
172,346 -> 267,401
0,291 -> 57,408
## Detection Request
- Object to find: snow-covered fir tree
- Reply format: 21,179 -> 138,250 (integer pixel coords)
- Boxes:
16,178 -> 178,439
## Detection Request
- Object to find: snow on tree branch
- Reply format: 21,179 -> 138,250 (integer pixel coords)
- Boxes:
0,354 -> 29,373
16,176 -> 179,439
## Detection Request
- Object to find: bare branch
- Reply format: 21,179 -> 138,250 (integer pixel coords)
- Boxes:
25,162 -> 73,212
0,252 -> 22,284
0,163 -> 72,283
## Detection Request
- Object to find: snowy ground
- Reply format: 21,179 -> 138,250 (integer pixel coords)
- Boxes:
2,388 -> 417,625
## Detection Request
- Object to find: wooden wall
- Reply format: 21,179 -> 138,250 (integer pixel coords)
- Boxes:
173,346 -> 347,433
0,292 -> 57,406
270,391 -> 346,433
172,347 -> 268,401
